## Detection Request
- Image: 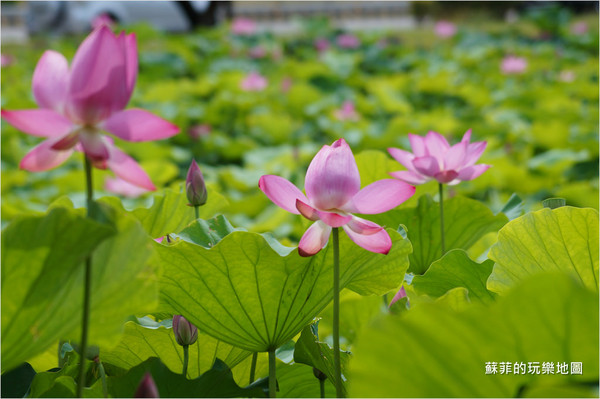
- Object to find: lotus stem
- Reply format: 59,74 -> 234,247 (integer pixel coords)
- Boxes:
268,348 -> 277,398
98,360 -> 108,398
249,352 -> 258,385
319,378 -> 325,398
332,227 -> 343,397
194,205 -> 200,220
77,155 -> 94,398
439,182 -> 446,256
182,344 -> 189,378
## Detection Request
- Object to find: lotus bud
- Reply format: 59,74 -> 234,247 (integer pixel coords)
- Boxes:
186,159 -> 207,207
134,372 -> 160,398
173,315 -> 198,346
312,367 -> 327,381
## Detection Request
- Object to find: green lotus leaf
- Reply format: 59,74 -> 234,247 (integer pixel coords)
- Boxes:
488,206 -> 599,294
349,273 -> 599,397
412,249 -> 497,304
156,228 -> 411,352
368,194 -> 508,274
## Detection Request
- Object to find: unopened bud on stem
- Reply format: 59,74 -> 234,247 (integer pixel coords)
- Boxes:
173,315 -> 198,346
186,159 -> 207,207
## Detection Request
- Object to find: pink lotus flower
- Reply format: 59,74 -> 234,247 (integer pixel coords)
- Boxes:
501,55 -> 527,74
231,17 -> 257,35
1,26 -> 179,190
570,21 -> 588,35
248,45 -> 267,59
434,21 -> 457,38
134,373 -> 159,398
240,71 -> 267,91
281,77 -> 293,93
389,286 -> 408,308
172,315 -> 198,346
336,34 -> 360,49
1,53 -> 14,67
188,124 -> 211,140
314,38 -> 330,53
559,70 -> 575,83
334,101 -> 359,121
388,130 -> 490,185
105,176 -> 150,198
91,13 -> 115,30
259,138 -> 415,256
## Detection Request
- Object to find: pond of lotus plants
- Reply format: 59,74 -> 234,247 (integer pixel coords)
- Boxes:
0,8 -> 598,398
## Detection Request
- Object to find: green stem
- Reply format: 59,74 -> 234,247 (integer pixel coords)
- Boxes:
332,227 -> 343,398
194,205 -> 200,220
249,352 -> 258,385
439,182 -> 446,256
183,344 -> 189,378
77,156 -> 94,398
98,361 -> 108,398
268,349 -> 276,398
319,378 -> 325,398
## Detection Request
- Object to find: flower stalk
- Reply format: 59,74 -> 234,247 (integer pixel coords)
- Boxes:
77,155 -> 94,398
268,348 -> 277,398
439,182 -> 446,256
332,227 -> 343,397
182,344 -> 189,378
249,352 -> 258,385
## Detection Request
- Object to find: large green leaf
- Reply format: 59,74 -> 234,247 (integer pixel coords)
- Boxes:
411,249 -> 497,304
100,321 -> 253,383
1,207 -> 114,372
101,357 -> 266,398
488,207 -> 599,294
349,274 -> 599,397
277,363 -> 336,398
293,323 -> 351,396
130,188 -> 228,238
368,194 -> 508,274
157,228 -> 411,352
1,202 -> 159,373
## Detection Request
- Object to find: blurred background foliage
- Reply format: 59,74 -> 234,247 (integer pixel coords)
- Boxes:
1,2 -> 598,244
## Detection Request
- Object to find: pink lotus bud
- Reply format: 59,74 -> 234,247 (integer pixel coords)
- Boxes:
389,286 -> 408,308
173,315 -> 198,346
1,54 -> 14,67
91,13 -> 115,30
186,160 -> 207,207
134,373 -> 159,398
334,101 -> 359,121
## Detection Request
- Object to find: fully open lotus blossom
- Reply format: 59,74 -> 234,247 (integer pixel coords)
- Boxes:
334,101 -> 359,121
259,138 -> 415,256
105,176 -> 150,198
434,21 -> 457,38
501,55 -> 527,74
388,130 -> 490,185
240,71 -> 267,91
231,17 -> 257,35
336,33 -> 360,49
0,26 -> 179,190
